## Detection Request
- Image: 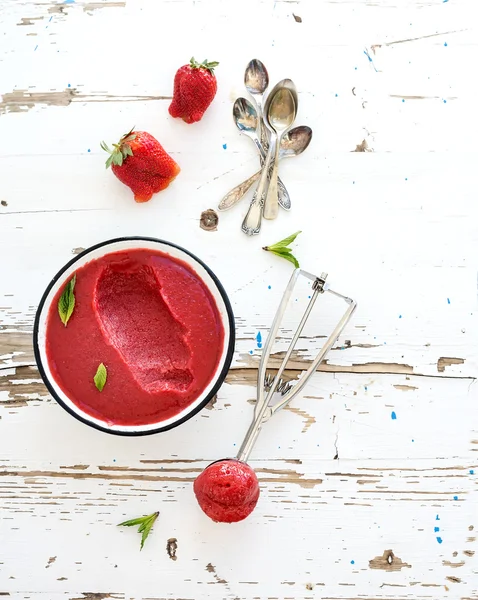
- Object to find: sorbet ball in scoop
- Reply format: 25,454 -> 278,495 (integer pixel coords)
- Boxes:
194,459 -> 260,523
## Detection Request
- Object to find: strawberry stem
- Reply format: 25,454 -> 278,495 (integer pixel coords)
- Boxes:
189,57 -> 219,74
101,128 -> 136,169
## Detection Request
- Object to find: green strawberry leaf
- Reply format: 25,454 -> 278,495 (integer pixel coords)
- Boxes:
118,511 -> 159,551
190,57 -> 219,73
94,363 -> 107,392
57,275 -> 76,326
101,128 -> 135,169
112,151 -> 123,167
263,231 -> 301,268
105,154 -> 114,169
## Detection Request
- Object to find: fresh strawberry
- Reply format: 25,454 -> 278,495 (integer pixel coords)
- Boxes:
101,129 -> 180,202
169,57 -> 219,124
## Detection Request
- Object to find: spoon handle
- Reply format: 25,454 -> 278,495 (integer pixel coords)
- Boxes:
263,136 -> 281,220
241,147 -> 274,235
278,176 -> 291,211
218,171 -> 260,211
218,163 -> 290,212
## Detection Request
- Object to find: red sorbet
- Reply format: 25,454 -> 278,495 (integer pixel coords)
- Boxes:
194,460 -> 260,523
45,249 -> 225,426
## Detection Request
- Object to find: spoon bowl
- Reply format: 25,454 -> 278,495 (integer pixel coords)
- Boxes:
280,126 -> 312,158
267,88 -> 296,131
233,98 -> 259,134
244,59 -> 269,96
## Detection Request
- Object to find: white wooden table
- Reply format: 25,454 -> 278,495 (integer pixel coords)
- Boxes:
1,1 -> 477,598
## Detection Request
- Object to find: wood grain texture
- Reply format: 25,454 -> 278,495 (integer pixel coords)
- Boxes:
1,0 -> 477,599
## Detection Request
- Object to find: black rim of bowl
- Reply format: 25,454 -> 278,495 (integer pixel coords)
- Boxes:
33,236 -> 236,436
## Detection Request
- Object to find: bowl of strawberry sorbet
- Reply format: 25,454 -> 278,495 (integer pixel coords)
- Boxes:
33,237 -> 235,435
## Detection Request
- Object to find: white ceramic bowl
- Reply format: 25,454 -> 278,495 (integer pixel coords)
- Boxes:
33,237 -> 235,436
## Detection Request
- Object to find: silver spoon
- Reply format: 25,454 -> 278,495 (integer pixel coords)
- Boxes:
244,59 -> 269,149
242,80 -> 298,235
231,98 -> 290,210
218,126 -> 312,211
263,80 -> 298,221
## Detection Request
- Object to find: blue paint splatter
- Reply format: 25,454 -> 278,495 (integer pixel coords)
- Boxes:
453,495 -> 458,500
307,295 -> 311,299
335,93 -> 338,97
436,536 -> 443,544
113,458 -> 116,462
434,526 -> 440,532
352,181 -> 355,184
350,560 -> 355,565
391,411 -> 397,420
222,143 -> 227,150
443,99 -> 447,103
402,98 -> 405,103
399,314 -> 402,318
436,514 -> 440,520
384,341 -> 387,345
68,83 -> 71,88
87,149 -> 91,153
444,42 -> 448,47
64,0 -> 75,3
256,332 -> 262,349
268,285 -> 271,290
412,439 -> 415,442
405,178 -> 408,181
364,386 -> 368,391
443,0 -> 449,2
363,49 -> 378,72
249,350 -> 253,355
49,16 -> 53,21
470,469 -> 474,474
34,45 -> 38,51
447,298 -> 451,304
354,67 -> 357,70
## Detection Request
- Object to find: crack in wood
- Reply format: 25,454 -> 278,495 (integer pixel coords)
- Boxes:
205,563 -> 227,585
371,29 -> 465,52
284,405 -> 316,433
166,538 -> 178,561
443,559 -> 466,568
0,89 -> 172,114
83,2 -> 126,11
369,549 -> 411,571
437,357 -> 465,372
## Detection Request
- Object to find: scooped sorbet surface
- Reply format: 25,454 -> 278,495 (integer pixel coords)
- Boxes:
45,249 -> 225,426
194,460 -> 260,523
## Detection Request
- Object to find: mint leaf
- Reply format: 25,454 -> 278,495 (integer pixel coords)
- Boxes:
267,230 -> 301,250
263,231 -> 301,268
58,275 -> 76,326
118,511 -> 159,550
94,363 -> 107,392
271,248 -> 300,268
